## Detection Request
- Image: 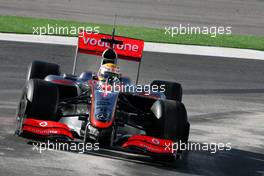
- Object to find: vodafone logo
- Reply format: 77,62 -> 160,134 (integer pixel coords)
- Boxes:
39,121 -> 48,127
152,138 -> 160,145
82,37 -> 139,53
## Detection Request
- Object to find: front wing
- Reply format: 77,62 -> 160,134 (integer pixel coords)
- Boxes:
20,118 -> 176,157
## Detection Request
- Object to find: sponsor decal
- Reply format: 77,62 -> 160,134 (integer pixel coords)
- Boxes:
152,138 -> 160,145
39,121 -> 48,127
96,113 -> 108,121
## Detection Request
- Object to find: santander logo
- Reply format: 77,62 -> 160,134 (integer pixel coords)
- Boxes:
39,121 -> 48,127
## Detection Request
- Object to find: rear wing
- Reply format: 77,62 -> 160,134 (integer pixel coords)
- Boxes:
73,31 -> 145,84
78,31 -> 144,61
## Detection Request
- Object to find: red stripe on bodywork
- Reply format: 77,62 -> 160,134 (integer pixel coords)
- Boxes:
89,80 -> 115,129
51,79 -> 75,85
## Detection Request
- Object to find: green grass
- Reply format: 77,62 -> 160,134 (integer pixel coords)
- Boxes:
0,16 -> 264,50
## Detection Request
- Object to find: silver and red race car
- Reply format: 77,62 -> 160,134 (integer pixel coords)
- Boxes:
15,29 -> 190,161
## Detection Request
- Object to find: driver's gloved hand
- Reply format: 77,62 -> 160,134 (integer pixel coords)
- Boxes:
107,77 -> 120,85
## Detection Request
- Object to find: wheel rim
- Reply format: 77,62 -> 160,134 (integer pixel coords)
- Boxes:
15,91 -> 28,135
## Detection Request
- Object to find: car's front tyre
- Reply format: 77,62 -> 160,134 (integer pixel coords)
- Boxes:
148,99 -> 190,161
17,79 -> 59,121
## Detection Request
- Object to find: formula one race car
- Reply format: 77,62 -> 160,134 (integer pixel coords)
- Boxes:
15,29 -> 190,161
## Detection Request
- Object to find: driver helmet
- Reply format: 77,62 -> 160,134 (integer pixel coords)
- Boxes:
98,63 -> 120,82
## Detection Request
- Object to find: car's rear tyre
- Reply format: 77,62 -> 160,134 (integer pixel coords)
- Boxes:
21,79 -> 59,121
27,60 -> 60,80
151,80 -> 182,102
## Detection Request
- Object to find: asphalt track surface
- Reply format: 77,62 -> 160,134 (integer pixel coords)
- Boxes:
0,0 -> 264,35
0,40 -> 263,176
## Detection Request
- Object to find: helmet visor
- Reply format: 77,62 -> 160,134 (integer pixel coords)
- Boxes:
100,71 -> 120,81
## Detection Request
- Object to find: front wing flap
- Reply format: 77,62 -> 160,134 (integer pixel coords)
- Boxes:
21,118 -> 74,140
121,135 -> 176,156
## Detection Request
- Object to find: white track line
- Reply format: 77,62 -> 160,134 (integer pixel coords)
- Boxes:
144,43 -> 264,60
0,33 -> 77,46
0,33 -> 264,60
